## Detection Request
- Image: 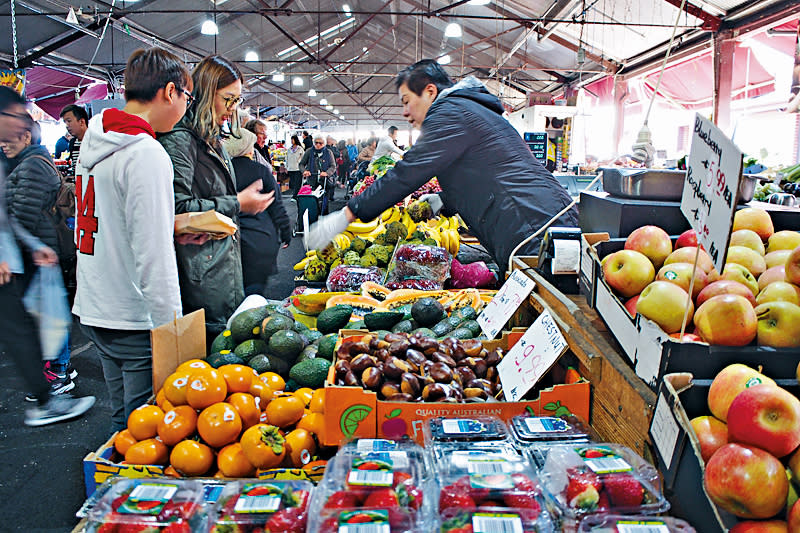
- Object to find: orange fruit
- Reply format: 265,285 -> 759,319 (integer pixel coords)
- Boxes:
285,428 -> 317,467
259,372 -> 285,392
163,465 -> 182,478
114,429 -> 137,456
217,443 -> 256,477
297,412 -> 324,437
226,392 -> 261,429
309,388 -> 325,414
125,438 -> 169,465
186,368 -> 227,410
176,359 -> 211,373
170,439 -> 215,476
265,394 -> 304,429
240,424 -> 286,469
157,405 -> 198,446
249,380 -> 275,408
293,387 -> 314,407
197,402 -> 242,448
219,364 -> 254,393
127,405 -> 165,441
162,370 -> 192,406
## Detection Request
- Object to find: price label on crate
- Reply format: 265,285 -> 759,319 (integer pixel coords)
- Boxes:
477,270 -> 535,340
497,310 -> 568,402
680,113 -> 743,272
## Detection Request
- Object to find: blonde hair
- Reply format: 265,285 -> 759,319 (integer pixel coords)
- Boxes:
189,55 -> 243,146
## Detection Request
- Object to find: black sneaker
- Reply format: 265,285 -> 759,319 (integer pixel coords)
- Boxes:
24,394 -> 95,427
24,373 -> 75,402
44,361 -> 78,380
66,364 -> 78,380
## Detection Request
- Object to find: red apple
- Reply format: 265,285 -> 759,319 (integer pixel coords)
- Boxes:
786,246 -> 800,286
636,281 -> 694,334
728,384 -> 800,457
704,443 -> 788,519
624,295 -> 639,317
734,207 -> 775,242
669,332 -> 703,342
755,301 -> 800,348
766,250 -> 793,269
757,282 -> 800,306
760,266 -> 788,291
697,280 -> 757,307
768,230 -> 800,253
730,520 -> 788,533
728,246 -> 768,277
789,499 -> 800,533
624,225 -> 673,269
690,415 -> 728,462
656,262 -> 708,298
708,363 -> 776,422
676,229 -> 698,249
664,246 -> 714,273
694,294 -> 757,347
601,249 -> 655,298
731,229 -> 766,256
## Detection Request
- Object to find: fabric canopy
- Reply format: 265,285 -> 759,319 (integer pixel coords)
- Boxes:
24,66 -> 108,119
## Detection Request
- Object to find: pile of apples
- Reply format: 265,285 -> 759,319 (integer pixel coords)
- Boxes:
601,207 -> 800,347
692,364 -> 800,530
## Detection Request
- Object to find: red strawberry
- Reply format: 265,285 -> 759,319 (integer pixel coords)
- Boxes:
596,491 -> 610,512
264,506 -> 307,533
503,491 -> 541,512
603,473 -> 644,508
583,449 -> 604,458
565,467 -> 602,510
393,471 -> 413,488
453,475 -> 490,504
162,523 -> 191,533
396,482 -> 423,510
318,515 -> 339,533
439,484 -> 476,511
363,488 -> 399,510
323,490 -> 361,509
511,473 -> 537,493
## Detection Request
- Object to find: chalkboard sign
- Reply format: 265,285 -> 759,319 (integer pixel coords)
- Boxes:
524,132 -> 548,164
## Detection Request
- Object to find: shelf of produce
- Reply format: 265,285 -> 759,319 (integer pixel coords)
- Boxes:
512,259 -> 657,459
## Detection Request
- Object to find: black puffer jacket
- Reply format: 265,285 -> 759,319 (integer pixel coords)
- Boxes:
348,77 -> 578,270
5,144 -> 61,254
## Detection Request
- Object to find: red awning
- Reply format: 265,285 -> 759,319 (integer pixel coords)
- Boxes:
24,66 -> 108,119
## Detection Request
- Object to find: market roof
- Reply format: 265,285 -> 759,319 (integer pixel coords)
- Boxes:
1,0 -> 798,127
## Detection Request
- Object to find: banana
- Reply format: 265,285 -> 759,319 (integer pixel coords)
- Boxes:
347,218 -> 380,234
449,229 -> 460,255
305,250 -> 317,257
380,208 -> 394,222
293,257 -> 311,271
440,229 -> 451,253
343,231 -> 355,240
386,208 -> 402,224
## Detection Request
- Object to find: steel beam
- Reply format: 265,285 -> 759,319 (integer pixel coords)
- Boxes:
661,0 -> 721,31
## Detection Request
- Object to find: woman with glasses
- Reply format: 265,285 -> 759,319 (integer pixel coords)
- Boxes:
159,55 -> 275,339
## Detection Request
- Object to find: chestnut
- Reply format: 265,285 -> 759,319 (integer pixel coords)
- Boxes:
362,367 -> 383,390
385,393 -> 415,402
400,373 -> 421,397
343,371 -> 359,387
384,333 -> 409,344
462,339 -> 483,357
429,362 -> 453,383
465,396 -> 487,403
450,344 -> 467,362
464,387 -> 489,399
467,378 -> 493,393
485,349 -> 502,366
373,348 -> 390,362
388,339 -> 411,357
455,366 -> 477,385
384,357 -> 412,379
486,366 -> 499,384
405,349 -> 426,367
470,358 -> 488,378
380,382 -> 402,398
432,351 -> 457,368
422,383 -> 449,402
420,360 -> 435,377
350,353 -> 377,373
411,336 -> 438,353
334,359 -> 351,379
349,341 -> 371,355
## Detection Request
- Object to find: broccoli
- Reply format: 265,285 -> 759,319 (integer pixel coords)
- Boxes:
384,221 -> 408,245
343,251 -> 361,265
304,258 -> 328,281
407,200 -> 434,222
349,236 -> 368,255
360,254 -> 378,267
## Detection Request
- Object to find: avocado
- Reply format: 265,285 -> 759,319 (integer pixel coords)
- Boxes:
296,345 -> 319,363
410,327 -> 437,338
260,314 -> 295,343
303,330 -> 324,343
210,329 -> 237,353
461,319 -> 482,337
316,334 -> 338,361
391,319 -> 414,334
364,311 -> 405,331
289,358 -> 332,389
248,353 -> 289,376
347,320 -> 366,330
316,305 -> 354,334
206,350 -> 244,368
234,339 -> 268,361
410,297 -> 446,327
268,329 -> 307,362
283,378 -> 300,392
447,315 -> 464,329
453,306 -> 478,321
431,318 -> 455,337
264,304 -> 294,320
230,307 -> 269,343
449,327 -> 474,340
293,320 -> 311,333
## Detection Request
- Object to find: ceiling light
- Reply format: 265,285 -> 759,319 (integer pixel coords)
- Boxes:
444,22 -> 462,38
308,89 -> 317,97
245,51 -> 259,62
334,109 -> 339,114
272,72 -> 285,82
293,76 -> 303,86
326,105 -> 333,110
340,116 -> 345,120
320,98 -> 328,105
343,4 -> 352,16
201,20 -> 219,35
362,47 -> 368,52
437,54 -> 451,65
468,0 -> 490,4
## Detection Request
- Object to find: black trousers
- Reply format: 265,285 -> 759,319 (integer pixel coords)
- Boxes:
288,171 -> 302,199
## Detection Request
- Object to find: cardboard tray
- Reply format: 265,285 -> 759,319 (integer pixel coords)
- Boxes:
318,330 -> 591,447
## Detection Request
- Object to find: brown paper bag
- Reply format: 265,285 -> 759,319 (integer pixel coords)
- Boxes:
174,210 -> 237,239
150,309 -> 206,394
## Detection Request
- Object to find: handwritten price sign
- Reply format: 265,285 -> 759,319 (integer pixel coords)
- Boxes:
497,310 -> 568,402
680,113 -> 743,272
477,270 -> 535,340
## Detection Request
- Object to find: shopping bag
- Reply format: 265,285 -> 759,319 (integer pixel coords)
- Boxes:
22,265 -> 71,360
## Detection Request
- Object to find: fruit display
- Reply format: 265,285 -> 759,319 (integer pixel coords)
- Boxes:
599,210 -> 800,347
577,514 -> 696,532
332,332 -> 505,402
326,265 -> 384,292
86,478 -> 207,532
209,480 -> 311,533
385,243 -> 453,290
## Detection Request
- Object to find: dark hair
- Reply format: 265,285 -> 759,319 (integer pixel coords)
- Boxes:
388,125 -> 398,135
0,86 -> 25,112
395,59 -> 454,96
60,104 -> 88,124
124,48 -> 191,103
291,135 -> 300,146
29,119 -> 42,145
302,130 -> 309,136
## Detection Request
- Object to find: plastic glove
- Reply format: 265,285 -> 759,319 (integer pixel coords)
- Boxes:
306,209 -> 349,250
418,193 -> 443,215
631,124 -> 655,168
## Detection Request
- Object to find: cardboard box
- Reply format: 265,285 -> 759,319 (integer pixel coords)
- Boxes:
319,332 -> 591,447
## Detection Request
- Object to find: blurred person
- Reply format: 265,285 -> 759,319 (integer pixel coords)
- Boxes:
159,55 -> 274,338
244,118 -> 272,167
371,125 -> 405,163
357,137 -> 377,162
286,134 -> 304,199
346,139 -> 358,170
54,131 -> 71,160
337,139 -> 350,186
223,129 -> 291,296
302,130 -> 313,150
299,134 -> 336,214
0,85 -> 95,427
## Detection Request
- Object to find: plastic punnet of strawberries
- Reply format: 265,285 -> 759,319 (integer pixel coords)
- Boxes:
209,480 -> 312,533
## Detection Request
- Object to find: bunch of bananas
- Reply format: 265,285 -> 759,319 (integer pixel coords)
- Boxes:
292,249 -> 318,271
418,222 -> 461,256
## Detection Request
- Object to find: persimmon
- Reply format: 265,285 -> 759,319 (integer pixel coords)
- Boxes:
157,405 -> 198,446
197,402 -> 242,448
259,372 -> 285,392
240,424 -> 286,469
219,364 -> 254,394
186,368 -> 227,410
162,370 -> 192,406
176,359 -> 210,373
297,412 -> 324,437
309,388 -> 325,414
170,440 -> 214,476
127,405 -> 165,441
265,394 -> 304,429
226,392 -> 261,429
293,387 -> 314,407
285,428 -> 316,467
113,429 -> 137,456
125,438 -> 168,465
217,442 -> 256,477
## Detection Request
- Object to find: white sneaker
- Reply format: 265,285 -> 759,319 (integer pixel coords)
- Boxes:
24,394 -> 96,427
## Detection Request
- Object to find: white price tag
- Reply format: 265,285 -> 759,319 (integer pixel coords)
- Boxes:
651,393 -> 680,470
680,113 -> 743,272
477,270 -> 535,340
497,310 -> 568,402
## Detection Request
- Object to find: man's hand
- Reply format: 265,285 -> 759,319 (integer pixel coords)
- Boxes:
418,193 -> 444,216
237,181 -> 275,214
0,261 -> 11,285
302,170 -> 311,177
305,209 -> 350,250
176,233 -> 211,246
32,247 -> 58,266
320,171 -> 328,177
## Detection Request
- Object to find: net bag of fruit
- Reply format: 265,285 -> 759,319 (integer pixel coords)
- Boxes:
385,243 -> 452,290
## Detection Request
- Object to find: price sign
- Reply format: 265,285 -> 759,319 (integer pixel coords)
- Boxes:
680,113 -> 743,272
497,310 -> 568,402
477,270 -> 536,340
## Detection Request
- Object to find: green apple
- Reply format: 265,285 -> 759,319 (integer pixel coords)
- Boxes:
768,230 -> 800,253
636,280 -> 693,334
721,263 -> 760,297
756,282 -> 800,306
766,250 -> 792,269
755,301 -> 800,348
728,246 -> 767,277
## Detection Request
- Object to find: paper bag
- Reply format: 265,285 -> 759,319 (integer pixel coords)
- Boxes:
150,309 -> 206,394
174,210 -> 237,239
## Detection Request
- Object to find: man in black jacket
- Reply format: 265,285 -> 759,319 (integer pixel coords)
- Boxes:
307,59 -> 578,271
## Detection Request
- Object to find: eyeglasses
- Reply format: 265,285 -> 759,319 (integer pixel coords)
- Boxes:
180,88 -> 195,107
219,93 -> 244,110
314,141 -> 324,145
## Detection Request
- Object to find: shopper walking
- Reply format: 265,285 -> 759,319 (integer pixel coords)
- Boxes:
244,118 -> 272,167
159,55 -> 274,338
299,134 -> 336,214
0,86 -> 95,427
302,130 -> 313,150
286,134 -> 304,199
337,139 -> 350,186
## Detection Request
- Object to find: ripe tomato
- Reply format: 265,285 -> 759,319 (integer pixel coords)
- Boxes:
176,359 -> 210,373
309,388 -> 325,414
265,395 -> 305,429
240,424 -> 286,469
226,392 -> 261,429
217,442 -> 256,477
293,387 -> 314,407
162,370 -> 192,406
125,438 -> 169,465
170,440 -> 214,476
259,372 -> 285,392
157,405 -> 198,446
297,412 -> 324,438
285,428 -> 317,467
186,368 -> 227,410
127,405 -> 165,441
197,402 -> 242,448
114,429 -> 137,456
219,364 -> 254,393
249,380 -> 276,408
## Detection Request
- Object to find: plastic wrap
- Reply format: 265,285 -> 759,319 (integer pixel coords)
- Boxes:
449,259 -> 498,289
209,480 -> 312,533
385,244 -> 451,290
326,265 -> 385,292
578,514 -> 696,532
